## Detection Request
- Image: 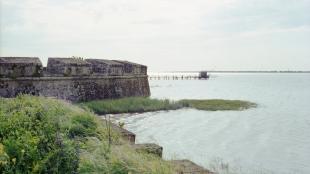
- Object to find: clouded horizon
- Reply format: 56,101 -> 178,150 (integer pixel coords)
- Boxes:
1,0 -> 310,71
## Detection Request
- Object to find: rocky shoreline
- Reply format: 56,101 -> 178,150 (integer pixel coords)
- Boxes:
108,119 -> 214,174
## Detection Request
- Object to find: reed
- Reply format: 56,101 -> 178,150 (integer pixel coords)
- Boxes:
180,99 -> 257,111
80,97 -> 256,114
79,97 -> 184,114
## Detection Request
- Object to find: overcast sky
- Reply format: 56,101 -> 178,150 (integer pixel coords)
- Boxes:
1,0 -> 310,71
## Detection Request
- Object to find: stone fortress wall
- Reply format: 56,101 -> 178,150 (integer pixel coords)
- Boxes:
0,57 -> 150,102
0,57 -> 212,174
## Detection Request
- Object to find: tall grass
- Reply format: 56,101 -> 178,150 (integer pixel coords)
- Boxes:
0,95 -> 176,173
180,99 -> 257,111
79,97 -> 184,114
80,97 -> 257,114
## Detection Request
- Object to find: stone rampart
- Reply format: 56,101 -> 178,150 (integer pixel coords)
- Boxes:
0,57 -> 150,101
0,57 -> 42,78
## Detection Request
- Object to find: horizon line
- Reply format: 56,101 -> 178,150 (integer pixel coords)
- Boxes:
152,70 -> 310,73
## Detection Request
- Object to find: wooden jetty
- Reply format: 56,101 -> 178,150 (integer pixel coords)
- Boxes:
149,71 -> 209,80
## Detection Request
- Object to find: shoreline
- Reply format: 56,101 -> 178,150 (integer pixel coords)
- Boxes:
104,117 -> 214,174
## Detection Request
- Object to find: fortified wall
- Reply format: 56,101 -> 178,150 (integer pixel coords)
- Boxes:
0,57 -> 150,102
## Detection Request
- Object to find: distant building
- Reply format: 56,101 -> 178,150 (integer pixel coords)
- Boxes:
0,57 -> 42,78
47,58 -> 92,76
86,59 -> 124,76
198,71 -> 209,79
113,60 -> 147,75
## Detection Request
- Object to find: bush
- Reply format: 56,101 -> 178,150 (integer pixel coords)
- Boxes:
0,95 -> 176,174
0,95 -> 79,174
69,114 -> 97,138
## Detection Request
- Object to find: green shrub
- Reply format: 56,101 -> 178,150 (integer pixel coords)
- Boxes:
0,95 -> 79,174
0,95 -> 176,174
69,114 -> 97,138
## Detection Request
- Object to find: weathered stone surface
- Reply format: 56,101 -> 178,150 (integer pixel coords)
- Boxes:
113,60 -> 147,75
86,59 -> 124,76
110,123 -> 136,144
0,76 -> 150,102
133,143 -> 163,157
47,57 -> 92,76
172,160 -> 214,174
0,57 -> 42,78
0,57 -> 150,101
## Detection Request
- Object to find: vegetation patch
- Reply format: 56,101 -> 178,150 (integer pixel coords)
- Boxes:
79,97 -> 184,114
80,97 -> 257,114
0,95 -> 175,174
0,96 -> 256,173
180,99 -> 257,111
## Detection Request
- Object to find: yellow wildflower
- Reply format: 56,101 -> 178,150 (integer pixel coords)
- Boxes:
0,143 -> 4,154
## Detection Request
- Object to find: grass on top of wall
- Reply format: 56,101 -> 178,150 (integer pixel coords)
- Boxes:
80,97 -> 256,115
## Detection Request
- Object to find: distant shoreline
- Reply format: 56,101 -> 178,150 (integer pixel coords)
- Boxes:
162,70 -> 310,73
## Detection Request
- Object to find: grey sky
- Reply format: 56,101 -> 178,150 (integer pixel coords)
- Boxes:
1,0 -> 310,71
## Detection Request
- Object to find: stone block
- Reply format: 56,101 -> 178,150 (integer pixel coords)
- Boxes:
47,57 -> 92,76
86,59 -> 124,76
0,57 -> 42,78
171,160 -> 214,174
113,60 -> 147,75
110,123 -> 136,144
133,143 -> 163,157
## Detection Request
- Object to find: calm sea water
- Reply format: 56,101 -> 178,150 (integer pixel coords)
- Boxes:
116,73 -> 310,174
